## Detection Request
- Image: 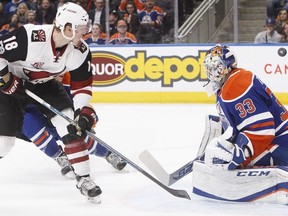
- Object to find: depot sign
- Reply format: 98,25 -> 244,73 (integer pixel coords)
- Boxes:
89,45 -> 288,103
91,50 -> 207,87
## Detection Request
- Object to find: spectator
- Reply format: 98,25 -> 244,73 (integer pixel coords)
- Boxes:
88,0 -> 106,29
275,9 -> 288,33
108,9 -> 119,36
0,13 -> 19,36
35,0 -> 57,24
16,2 -> 29,26
118,0 -> 144,13
156,0 -> 173,36
85,23 -> 106,45
87,0 -> 120,12
75,0 -> 87,9
26,9 -> 36,24
281,21 -> 288,42
26,0 -> 38,11
0,2 -> 10,29
0,22 -> 17,36
266,0 -> 288,18
109,19 -> 137,45
110,0 -> 121,12
55,0 -> 66,8
121,2 -> 140,35
4,0 -> 26,15
138,0 -> 164,43
136,23 -> 158,43
86,0 -> 94,11
254,17 -> 283,43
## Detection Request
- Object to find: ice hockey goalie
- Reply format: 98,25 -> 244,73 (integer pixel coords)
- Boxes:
193,44 -> 288,205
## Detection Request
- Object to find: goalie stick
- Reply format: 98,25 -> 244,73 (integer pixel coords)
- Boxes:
139,115 -> 223,186
139,150 -> 202,186
25,89 -> 190,200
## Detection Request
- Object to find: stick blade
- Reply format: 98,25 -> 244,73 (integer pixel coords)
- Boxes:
139,150 -> 171,186
167,187 -> 191,200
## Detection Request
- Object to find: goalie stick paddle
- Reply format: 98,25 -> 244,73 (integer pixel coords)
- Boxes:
25,89 -> 191,200
139,125 -> 232,186
139,150 -> 202,186
139,115 -> 223,186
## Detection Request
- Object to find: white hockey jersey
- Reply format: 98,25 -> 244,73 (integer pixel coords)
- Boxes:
0,24 -> 93,110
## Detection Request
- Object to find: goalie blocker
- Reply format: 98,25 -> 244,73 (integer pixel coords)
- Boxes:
192,160 -> 288,204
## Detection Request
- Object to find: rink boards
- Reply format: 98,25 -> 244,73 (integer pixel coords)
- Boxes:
89,44 -> 288,104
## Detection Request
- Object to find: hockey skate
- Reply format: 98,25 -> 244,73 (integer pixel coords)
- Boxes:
76,176 -> 102,203
55,152 -> 75,179
105,152 -> 127,171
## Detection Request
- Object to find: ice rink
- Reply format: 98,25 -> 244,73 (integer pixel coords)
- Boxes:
0,103 -> 287,216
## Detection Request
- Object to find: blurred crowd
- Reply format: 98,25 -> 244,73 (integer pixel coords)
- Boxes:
0,0 -> 195,44
254,0 -> 288,43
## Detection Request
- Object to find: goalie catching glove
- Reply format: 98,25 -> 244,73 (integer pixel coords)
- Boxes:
204,127 -> 254,170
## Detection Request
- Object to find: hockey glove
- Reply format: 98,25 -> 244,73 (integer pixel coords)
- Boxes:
74,106 -> 98,132
228,132 -> 254,170
0,73 -> 32,99
204,128 -> 254,170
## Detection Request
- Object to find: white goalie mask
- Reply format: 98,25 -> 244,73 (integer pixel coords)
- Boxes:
55,2 -> 91,40
203,44 -> 237,96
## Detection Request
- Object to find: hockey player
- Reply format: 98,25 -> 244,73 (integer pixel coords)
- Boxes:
22,73 -> 127,178
191,44 -> 288,204
0,2 -> 103,202
202,44 -> 288,169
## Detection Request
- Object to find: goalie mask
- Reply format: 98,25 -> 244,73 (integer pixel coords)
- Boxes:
203,44 -> 237,96
55,2 -> 91,40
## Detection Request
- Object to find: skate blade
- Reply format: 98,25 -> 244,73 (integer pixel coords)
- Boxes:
87,195 -> 101,204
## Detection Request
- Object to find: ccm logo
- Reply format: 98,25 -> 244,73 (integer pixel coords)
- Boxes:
236,170 -> 270,177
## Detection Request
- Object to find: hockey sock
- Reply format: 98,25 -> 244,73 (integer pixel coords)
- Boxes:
22,106 -> 62,158
85,135 -> 109,157
63,134 -> 90,176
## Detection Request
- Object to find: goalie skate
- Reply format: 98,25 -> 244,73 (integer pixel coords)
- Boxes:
55,152 -> 75,179
106,152 -> 127,171
76,176 -> 102,204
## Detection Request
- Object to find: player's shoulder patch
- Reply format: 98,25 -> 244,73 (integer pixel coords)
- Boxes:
74,41 -> 88,53
221,69 -> 254,101
31,29 -> 46,42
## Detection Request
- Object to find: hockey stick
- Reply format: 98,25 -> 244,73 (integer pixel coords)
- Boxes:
139,150 -> 202,186
25,89 -> 190,200
139,115 -> 223,186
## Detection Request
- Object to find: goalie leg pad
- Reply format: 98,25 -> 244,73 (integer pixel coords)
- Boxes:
197,115 -> 222,157
192,160 -> 288,204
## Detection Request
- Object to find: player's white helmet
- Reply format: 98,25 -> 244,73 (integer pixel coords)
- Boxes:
55,2 -> 91,40
203,44 -> 237,96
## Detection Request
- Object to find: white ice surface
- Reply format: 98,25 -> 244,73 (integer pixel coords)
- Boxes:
0,104 -> 287,216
